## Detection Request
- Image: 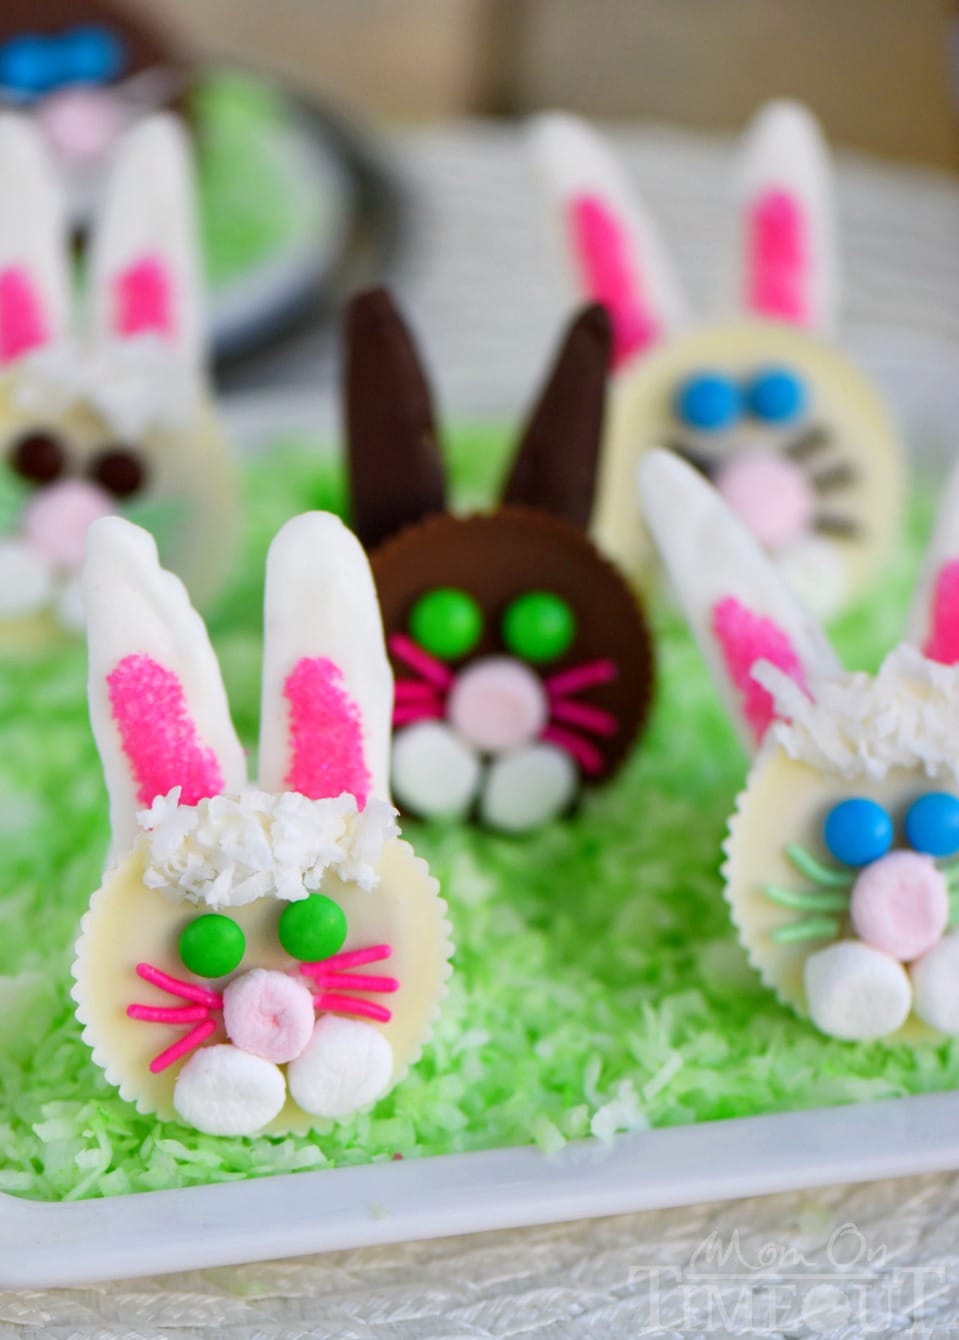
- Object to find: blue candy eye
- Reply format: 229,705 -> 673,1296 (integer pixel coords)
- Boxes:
66,26 -> 124,84
746,367 -> 808,424
674,372 -> 741,433
823,798 -> 893,867
0,37 -> 63,97
0,26 -> 124,97
905,792 -> 959,858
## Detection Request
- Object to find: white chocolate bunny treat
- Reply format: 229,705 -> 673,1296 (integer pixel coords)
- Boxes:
0,0 -> 189,228
0,111 -> 235,653
532,100 -> 904,619
639,448 -> 959,1044
72,513 -> 451,1137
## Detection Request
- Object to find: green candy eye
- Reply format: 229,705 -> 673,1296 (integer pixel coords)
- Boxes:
502,591 -> 576,663
409,587 -> 483,660
179,914 -> 246,979
278,894 -> 348,962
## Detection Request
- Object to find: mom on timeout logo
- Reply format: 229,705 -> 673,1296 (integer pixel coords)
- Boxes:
630,1222 -> 946,1334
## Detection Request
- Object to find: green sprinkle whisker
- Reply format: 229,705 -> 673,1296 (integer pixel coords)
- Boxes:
772,917 -> 841,944
785,844 -> 854,890
764,885 -> 849,913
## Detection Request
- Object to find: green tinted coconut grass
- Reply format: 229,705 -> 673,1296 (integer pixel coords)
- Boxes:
195,71 -> 329,290
0,433 -> 951,1201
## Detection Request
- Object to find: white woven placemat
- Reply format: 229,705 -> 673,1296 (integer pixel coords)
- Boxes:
7,121 -> 959,1336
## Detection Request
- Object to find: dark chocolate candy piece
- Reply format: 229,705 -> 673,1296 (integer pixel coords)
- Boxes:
501,303 -> 610,531
345,287 -> 447,552
372,505 -> 654,784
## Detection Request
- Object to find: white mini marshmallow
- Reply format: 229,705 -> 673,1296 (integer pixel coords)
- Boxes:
480,743 -> 578,834
391,720 -> 481,818
0,539 -> 53,617
804,940 -> 911,1041
286,1015 -> 393,1118
911,935 -> 959,1035
173,1044 -> 287,1135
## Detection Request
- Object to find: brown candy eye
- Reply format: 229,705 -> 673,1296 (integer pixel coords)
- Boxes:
89,447 -> 147,499
9,431 -> 66,485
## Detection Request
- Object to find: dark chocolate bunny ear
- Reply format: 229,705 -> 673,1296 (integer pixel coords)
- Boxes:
500,303 -> 611,530
344,287 -> 447,551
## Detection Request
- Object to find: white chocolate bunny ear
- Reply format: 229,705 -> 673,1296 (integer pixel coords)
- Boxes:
0,113 -> 70,364
529,112 -> 687,371
638,449 -> 839,751
733,99 -> 838,334
906,457 -> 959,663
85,517 -> 246,861
88,113 -> 205,369
258,513 -> 393,807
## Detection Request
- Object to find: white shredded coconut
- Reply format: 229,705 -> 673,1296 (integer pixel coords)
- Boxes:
138,787 -> 399,908
13,335 -> 197,438
589,1080 -> 650,1142
754,644 -> 959,782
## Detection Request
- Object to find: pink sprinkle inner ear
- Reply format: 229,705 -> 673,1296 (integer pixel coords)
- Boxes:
0,266 -> 48,362
107,654 -> 225,806
570,194 -> 659,369
284,657 -> 371,808
712,595 -> 807,742
747,189 -> 808,326
923,560 -> 959,665
114,254 -> 175,338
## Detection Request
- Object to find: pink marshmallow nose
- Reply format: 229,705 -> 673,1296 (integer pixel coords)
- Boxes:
222,969 -> 316,1064
21,478 -> 115,568
448,656 -> 549,753
715,451 -> 815,553
850,850 -> 949,962
38,88 -> 122,163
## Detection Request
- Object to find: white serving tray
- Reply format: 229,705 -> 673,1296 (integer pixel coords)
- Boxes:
7,345 -> 959,1290
4,1091 -> 959,1288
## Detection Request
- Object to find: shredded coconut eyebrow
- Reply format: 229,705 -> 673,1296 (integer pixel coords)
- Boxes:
753,644 -> 959,783
137,787 -> 399,908
13,335 -> 197,438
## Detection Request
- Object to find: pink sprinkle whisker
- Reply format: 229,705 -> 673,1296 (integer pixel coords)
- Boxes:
393,704 -> 444,728
302,944 -> 393,975
549,698 -> 618,736
127,1004 -> 213,1024
149,1019 -> 217,1074
542,724 -> 604,776
136,962 -> 223,1010
315,993 -> 392,1023
388,635 -> 454,690
308,971 -> 400,993
546,659 -> 617,697
395,680 -> 444,702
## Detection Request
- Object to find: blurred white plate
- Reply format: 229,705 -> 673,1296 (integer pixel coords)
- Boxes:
3,1089 -> 959,1287
7,350 -> 959,1290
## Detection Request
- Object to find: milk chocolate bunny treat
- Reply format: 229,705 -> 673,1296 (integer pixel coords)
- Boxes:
346,288 -> 654,834
640,448 -> 959,1043
72,513 -> 451,1137
0,112 -> 235,652
533,100 -> 904,618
